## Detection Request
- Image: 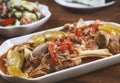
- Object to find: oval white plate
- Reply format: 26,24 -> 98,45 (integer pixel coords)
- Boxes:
0,20 -> 120,83
54,0 -> 115,9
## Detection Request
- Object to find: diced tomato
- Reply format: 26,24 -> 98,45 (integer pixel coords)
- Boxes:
33,7 -> 38,12
21,16 -> 32,24
0,18 -> 15,26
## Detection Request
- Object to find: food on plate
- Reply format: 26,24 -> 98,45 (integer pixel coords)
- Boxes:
0,19 -> 120,78
0,0 -> 44,26
66,0 -> 106,6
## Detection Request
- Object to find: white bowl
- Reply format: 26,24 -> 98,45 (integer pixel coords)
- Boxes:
0,21 -> 120,83
0,4 -> 51,37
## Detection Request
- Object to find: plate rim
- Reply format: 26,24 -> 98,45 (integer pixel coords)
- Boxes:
54,0 -> 115,9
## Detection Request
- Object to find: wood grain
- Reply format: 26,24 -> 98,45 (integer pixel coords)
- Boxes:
0,0 -> 120,83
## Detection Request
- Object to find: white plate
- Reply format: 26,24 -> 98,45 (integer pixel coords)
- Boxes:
0,21 -> 120,83
0,4 -> 51,37
54,0 -> 115,9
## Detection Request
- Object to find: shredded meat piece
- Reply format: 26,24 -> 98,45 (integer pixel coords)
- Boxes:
85,39 -> 98,50
108,35 -> 120,54
94,31 -> 109,48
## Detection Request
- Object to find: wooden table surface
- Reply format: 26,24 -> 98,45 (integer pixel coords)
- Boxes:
0,0 -> 120,83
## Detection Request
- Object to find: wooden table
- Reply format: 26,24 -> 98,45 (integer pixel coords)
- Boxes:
0,0 -> 120,83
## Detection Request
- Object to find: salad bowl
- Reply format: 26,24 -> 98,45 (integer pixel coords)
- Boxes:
0,2 -> 51,37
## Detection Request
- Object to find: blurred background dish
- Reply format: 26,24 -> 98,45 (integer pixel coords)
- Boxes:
0,1 -> 51,37
0,0 -> 44,26
54,0 -> 115,9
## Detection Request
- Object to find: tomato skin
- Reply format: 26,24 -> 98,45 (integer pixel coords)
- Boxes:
0,18 -> 15,26
48,43 -> 57,66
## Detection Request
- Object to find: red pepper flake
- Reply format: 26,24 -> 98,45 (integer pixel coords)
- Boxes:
56,37 -> 76,53
0,18 -> 15,26
73,22 -> 84,37
87,24 -> 99,33
73,23 -> 100,37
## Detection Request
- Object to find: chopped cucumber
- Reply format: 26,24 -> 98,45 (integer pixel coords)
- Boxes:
35,12 -> 42,19
23,11 -> 37,21
7,8 -> 17,18
20,1 -> 34,11
8,12 -> 13,18
15,12 -> 22,18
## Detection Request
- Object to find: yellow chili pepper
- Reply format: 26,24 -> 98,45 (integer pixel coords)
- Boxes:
44,31 -> 66,40
6,50 -> 27,78
99,24 -> 120,35
28,34 -> 46,46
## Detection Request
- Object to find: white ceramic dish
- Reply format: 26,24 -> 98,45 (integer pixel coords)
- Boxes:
0,4 -> 51,37
0,21 -> 120,83
54,0 -> 115,9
